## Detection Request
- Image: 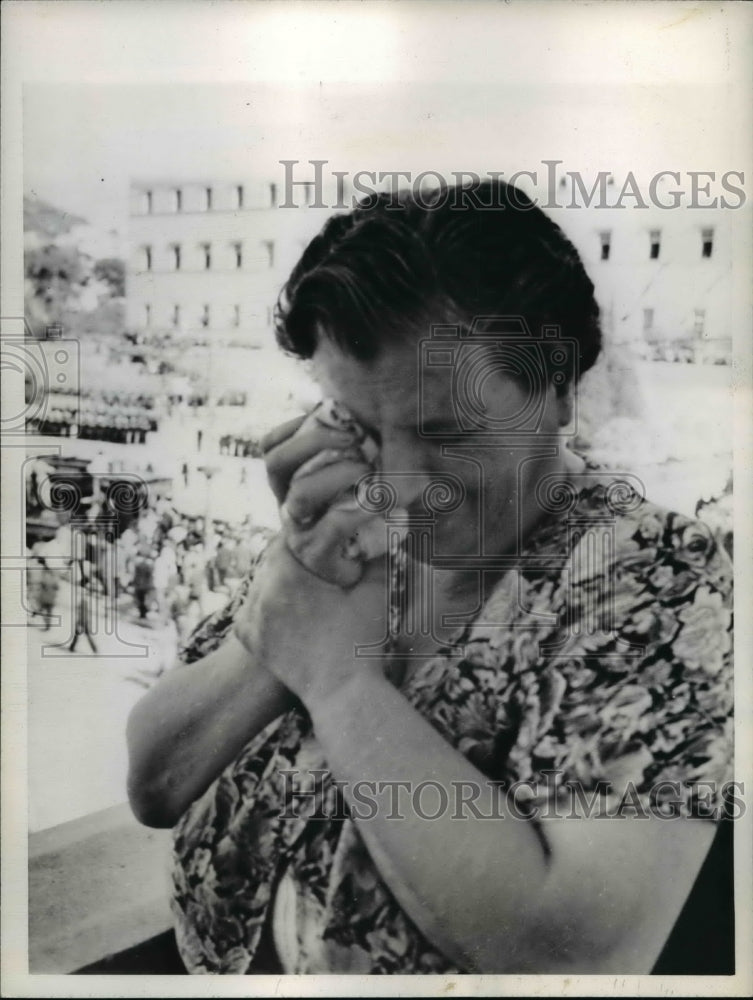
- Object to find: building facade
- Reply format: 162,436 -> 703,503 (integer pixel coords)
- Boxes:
127,178 -> 333,345
127,173 -> 740,361
552,194 -> 737,362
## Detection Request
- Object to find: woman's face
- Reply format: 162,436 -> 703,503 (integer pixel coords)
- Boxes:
312,336 -> 572,559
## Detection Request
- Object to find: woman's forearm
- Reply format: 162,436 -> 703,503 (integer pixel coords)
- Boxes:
306,670 -> 709,974
126,632 -> 293,828
307,669 -> 550,970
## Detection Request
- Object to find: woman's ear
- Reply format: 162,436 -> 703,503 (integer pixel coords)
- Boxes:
555,382 -> 575,428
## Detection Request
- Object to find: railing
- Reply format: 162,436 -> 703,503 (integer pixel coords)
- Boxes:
29,802 -> 173,973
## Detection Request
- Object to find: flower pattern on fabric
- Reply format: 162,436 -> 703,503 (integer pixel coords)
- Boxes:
171,476 -> 733,974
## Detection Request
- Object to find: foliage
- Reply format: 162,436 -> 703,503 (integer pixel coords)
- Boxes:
62,299 -> 126,339
24,244 -> 89,330
93,257 -> 126,298
23,195 -> 85,239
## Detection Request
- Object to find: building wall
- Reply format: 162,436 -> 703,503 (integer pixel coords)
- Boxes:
127,179 -> 334,344
127,177 -> 742,360
550,202 -> 737,359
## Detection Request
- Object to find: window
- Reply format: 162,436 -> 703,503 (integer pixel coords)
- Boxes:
693,308 -> 706,337
649,229 -> 661,260
144,304 -> 151,327
599,231 -> 611,261
232,305 -> 240,327
643,308 -> 654,333
143,190 -> 153,215
232,242 -> 243,269
201,304 -> 210,328
143,246 -> 152,271
174,188 -> 183,213
205,187 -> 213,211
701,228 -> 714,258
237,185 -> 244,209
201,243 -> 211,270
269,183 -> 277,207
172,304 -> 180,328
172,245 -> 181,270
262,240 -> 275,268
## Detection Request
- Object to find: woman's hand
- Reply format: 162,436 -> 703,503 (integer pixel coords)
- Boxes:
233,401 -> 400,710
235,535 -> 389,709
126,401 -> 392,827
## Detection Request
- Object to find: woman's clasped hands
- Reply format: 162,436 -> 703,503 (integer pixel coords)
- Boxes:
232,400 -> 402,709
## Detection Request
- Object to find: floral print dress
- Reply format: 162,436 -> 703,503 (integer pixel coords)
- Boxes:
170,473 -> 733,974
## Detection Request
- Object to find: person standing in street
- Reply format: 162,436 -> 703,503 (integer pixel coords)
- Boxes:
68,557 -> 99,654
132,546 -> 156,621
37,558 -> 61,631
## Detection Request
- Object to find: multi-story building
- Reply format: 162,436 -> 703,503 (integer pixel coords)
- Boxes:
553,195 -> 736,362
127,172 -> 740,362
127,178 -> 333,344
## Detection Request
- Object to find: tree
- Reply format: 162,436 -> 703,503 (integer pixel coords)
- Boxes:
94,257 -> 126,298
24,244 -> 88,331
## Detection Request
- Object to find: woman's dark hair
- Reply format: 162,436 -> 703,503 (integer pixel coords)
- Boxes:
275,179 -> 602,390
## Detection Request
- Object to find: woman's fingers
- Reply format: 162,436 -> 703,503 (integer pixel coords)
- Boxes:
264,400 -> 380,504
260,414 -> 308,455
285,503 -> 405,588
265,426 -> 361,503
283,456 -> 371,528
263,398 -> 389,587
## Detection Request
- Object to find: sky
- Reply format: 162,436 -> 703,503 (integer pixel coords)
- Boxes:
11,1 -> 752,243
22,81 -> 745,234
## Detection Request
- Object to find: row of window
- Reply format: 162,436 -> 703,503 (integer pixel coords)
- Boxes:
138,181 -> 315,214
140,302 -> 707,334
142,304 -> 273,328
137,230 -> 715,270
642,307 -> 706,334
597,228 -> 715,261
139,240 -> 275,272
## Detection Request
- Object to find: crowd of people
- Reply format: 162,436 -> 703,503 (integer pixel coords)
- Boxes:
115,499 -> 271,640
27,486 -> 273,663
166,391 -> 209,409
27,389 -> 159,443
217,430 -> 263,457
125,330 -> 211,351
